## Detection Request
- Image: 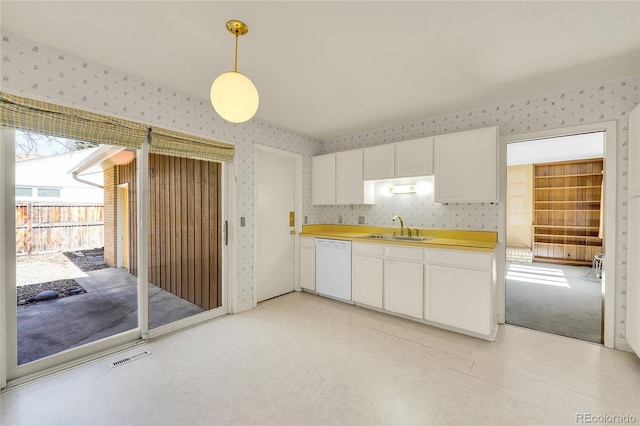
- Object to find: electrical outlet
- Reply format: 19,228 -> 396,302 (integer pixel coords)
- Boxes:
338,215 -> 343,224
240,217 -> 245,227
358,216 -> 365,224
304,215 -> 308,224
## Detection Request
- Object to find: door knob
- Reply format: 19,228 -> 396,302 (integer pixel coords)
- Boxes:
290,230 -> 296,235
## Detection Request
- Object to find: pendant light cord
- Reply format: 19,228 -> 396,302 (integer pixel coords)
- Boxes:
234,35 -> 238,72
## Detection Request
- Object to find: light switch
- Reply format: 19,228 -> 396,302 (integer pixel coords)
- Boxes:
240,217 -> 245,227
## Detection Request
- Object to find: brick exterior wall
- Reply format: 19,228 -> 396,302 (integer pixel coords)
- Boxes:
103,166 -> 118,267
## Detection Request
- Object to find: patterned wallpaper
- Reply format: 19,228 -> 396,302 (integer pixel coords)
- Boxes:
2,32 -> 639,339
0,33 -> 320,309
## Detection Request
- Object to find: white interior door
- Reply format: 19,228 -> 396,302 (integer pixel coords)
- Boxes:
256,148 -> 296,302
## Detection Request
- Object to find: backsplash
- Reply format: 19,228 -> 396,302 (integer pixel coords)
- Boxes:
313,178 -> 498,230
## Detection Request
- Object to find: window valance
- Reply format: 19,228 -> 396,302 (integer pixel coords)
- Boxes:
149,127 -> 235,163
0,92 -> 147,149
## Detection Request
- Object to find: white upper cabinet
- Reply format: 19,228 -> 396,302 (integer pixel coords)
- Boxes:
395,137 -> 434,177
362,137 -> 434,180
363,144 -> 395,180
336,149 -> 374,205
434,126 -> 498,203
313,149 -> 374,205
312,153 -> 336,205
629,105 -> 640,198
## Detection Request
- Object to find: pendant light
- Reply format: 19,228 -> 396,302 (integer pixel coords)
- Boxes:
210,20 -> 259,123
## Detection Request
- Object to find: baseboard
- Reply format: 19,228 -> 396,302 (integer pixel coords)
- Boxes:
235,300 -> 254,313
614,337 -> 634,353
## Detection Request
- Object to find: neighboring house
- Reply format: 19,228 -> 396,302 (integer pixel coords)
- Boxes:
15,147 -> 104,203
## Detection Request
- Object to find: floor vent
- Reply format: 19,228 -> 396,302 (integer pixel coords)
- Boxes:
108,350 -> 151,368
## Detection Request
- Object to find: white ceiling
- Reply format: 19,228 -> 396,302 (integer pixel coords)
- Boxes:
507,132 -> 604,166
1,1 -> 639,140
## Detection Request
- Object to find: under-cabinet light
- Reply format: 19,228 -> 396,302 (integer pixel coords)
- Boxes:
389,184 -> 417,194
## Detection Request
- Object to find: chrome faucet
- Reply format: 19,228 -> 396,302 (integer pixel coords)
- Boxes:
392,215 -> 404,236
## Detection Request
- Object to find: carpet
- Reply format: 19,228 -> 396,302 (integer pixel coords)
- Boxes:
506,262 -> 602,344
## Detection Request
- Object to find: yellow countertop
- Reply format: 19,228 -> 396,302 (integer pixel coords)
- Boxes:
300,224 -> 498,252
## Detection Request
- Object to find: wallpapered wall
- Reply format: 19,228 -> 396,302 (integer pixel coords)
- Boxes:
310,76 -> 640,340
2,32 -> 639,339
1,33 -> 321,309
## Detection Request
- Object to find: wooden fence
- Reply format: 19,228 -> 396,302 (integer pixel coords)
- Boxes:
16,202 -> 104,255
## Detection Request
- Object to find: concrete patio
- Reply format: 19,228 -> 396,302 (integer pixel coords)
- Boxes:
17,268 -> 205,365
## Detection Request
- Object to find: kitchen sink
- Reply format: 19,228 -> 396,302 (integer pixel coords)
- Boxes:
362,234 -> 433,242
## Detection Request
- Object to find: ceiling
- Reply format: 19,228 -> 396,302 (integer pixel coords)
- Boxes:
1,1 -> 639,140
507,132 -> 604,166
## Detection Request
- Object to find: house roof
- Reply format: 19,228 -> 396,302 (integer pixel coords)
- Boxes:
2,1 -> 639,140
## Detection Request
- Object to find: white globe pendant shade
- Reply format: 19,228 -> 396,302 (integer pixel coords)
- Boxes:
210,71 -> 259,123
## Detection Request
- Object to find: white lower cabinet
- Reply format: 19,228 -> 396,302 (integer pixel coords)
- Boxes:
384,259 -> 424,318
352,242 -> 384,308
352,255 -> 384,308
427,266 -> 492,335
328,240 -> 496,340
299,237 -> 315,291
425,248 -> 495,337
383,244 -> 424,318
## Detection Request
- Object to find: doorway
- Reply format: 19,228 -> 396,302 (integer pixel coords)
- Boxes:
504,130 -> 608,344
255,146 -> 302,303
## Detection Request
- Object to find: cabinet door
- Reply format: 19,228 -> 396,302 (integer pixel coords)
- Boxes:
428,265 -> 492,335
629,105 -> 640,198
363,144 -> 395,180
434,126 -> 498,203
395,137 -> 434,177
352,255 -> 384,308
336,149 -> 367,204
300,239 -> 315,291
384,259 -> 423,318
312,154 -> 336,205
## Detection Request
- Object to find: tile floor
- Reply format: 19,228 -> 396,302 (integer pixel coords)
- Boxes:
1,291 -> 639,425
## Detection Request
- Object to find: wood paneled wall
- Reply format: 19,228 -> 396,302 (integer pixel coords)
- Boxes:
118,155 -> 222,310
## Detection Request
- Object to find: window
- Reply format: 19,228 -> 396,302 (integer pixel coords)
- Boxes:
15,187 -> 33,197
36,187 -> 61,198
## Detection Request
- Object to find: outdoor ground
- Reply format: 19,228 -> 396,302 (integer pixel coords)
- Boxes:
16,249 -> 106,304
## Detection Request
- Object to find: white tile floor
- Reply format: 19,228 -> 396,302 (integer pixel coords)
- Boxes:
1,291 -> 639,425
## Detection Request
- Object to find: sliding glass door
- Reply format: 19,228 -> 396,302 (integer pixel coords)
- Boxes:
2,129 -> 227,382
147,154 -> 225,333
4,130 -> 141,377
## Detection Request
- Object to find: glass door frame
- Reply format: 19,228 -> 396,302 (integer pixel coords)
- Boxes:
1,131 -> 230,385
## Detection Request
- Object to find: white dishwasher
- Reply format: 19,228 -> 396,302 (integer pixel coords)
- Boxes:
315,238 -> 352,303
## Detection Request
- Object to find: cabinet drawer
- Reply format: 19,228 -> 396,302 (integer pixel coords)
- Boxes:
425,249 -> 491,270
353,242 -> 384,256
385,245 -> 423,262
300,237 -> 316,249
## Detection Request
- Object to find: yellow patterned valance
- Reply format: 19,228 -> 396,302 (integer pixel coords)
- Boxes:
0,92 -> 147,149
149,127 -> 234,163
